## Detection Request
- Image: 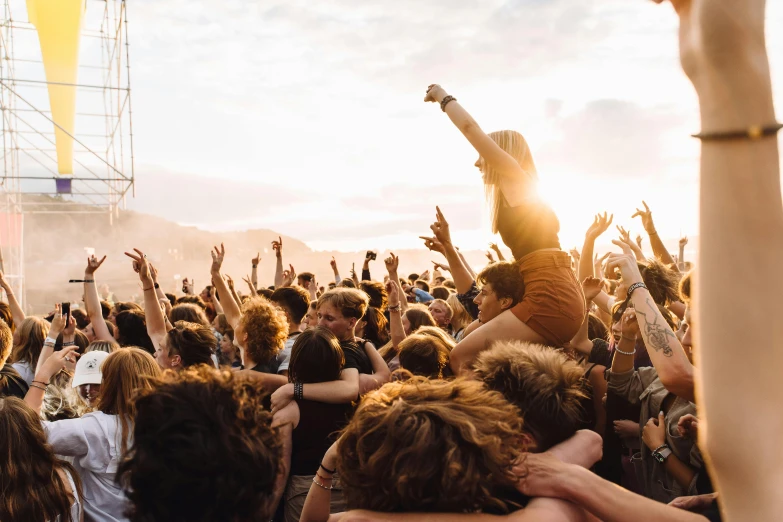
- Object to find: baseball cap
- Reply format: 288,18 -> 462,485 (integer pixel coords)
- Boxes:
72,351 -> 109,388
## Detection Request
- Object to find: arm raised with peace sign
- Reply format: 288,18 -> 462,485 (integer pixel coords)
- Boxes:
125,248 -> 168,347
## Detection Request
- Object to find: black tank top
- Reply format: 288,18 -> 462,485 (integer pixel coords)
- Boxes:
496,200 -> 561,260
291,399 -> 352,476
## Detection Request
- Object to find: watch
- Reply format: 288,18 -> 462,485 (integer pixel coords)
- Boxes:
154,283 -> 160,290
652,444 -> 672,463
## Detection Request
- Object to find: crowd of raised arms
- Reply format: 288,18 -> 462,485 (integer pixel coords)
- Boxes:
1,1 -> 782,521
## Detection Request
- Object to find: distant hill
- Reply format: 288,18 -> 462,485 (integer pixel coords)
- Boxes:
19,196 -> 499,313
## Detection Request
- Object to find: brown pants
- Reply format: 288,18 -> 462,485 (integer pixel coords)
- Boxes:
284,474 -> 346,522
510,250 -> 585,346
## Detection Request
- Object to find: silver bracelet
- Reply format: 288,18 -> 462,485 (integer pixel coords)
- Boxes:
615,345 -> 636,356
312,476 -> 335,490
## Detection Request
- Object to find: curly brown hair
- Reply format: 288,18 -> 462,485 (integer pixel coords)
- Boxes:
477,261 -> 525,306
118,366 -> 283,522
337,377 -> 526,513
473,341 -> 587,451
238,297 -> 289,366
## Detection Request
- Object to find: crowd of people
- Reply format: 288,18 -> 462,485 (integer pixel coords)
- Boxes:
1,0 -> 781,520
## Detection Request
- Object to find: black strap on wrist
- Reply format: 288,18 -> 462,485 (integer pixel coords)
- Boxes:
320,463 -> 336,474
626,282 -> 647,301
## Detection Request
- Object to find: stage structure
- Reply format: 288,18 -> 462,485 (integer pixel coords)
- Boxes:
0,0 -> 135,307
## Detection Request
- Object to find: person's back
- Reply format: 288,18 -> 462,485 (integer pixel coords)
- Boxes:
0,319 -> 27,398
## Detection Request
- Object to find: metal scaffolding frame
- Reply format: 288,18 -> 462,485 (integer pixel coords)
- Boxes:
0,0 -> 135,308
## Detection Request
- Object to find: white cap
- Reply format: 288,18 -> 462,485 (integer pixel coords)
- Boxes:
72,351 -> 109,388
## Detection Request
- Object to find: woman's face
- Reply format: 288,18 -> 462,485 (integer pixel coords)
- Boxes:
428,303 -> 450,328
154,336 -> 178,370
219,334 -> 236,361
78,383 -> 101,406
84,323 -> 96,343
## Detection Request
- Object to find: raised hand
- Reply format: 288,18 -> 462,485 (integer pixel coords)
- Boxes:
424,83 -> 447,104
620,306 -> 641,342
611,239 -> 634,257
419,269 -> 430,282
182,277 -> 195,295
569,248 -> 581,263
605,253 -> 644,288
330,256 -> 338,271
252,252 -> 261,266
585,212 -> 614,240
210,243 -> 226,275
124,248 -> 154,287
62,314 -> 77,337
225,274 -> 236,291
384,252 -> 400,274
631,201 -> 656,234
430,206 -> 453,247
432,261 -> 450,273
281,269 -> 294,288
272,236 -> 283,259
288,264 -> 297,283
636,235 -> 644,250
36,345 -> 80,383
616,225 -> 632,244
386,280 -> 400,308
679,236 -> 689,248
581,277 -> 604,302
419,235 -> 446,255
149,262 -> 159,284
85,254 -> 107,275
485,251 -> 495,263
49,303 -> 67,338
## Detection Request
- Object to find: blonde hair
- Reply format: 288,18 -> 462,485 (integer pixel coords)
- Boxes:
446,293 -> 472,335
484,130 -> 537,233
10,317 -> 49,369
85,340 -> 120,354
316,288 -> 369,320
96,348 -> 162,454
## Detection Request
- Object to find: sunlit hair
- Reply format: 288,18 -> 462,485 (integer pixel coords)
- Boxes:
378,307 -> 437,363
337,278 -> 356,289
477,261 -> 525,307
446,293 -> 472,334
484,130 -> 538,233
0,319 -> 13,365
270,286 -> 311,324
431,286 -> 451,300
71,309 -> 89,330
473,341 -> 587,451
359,280 -> 388,311
118,366 -> 283,522
170,303 -> 209,327
429,298 -> 453,322
359,306 -> 389,349
238,297 -> 289,366
115,310 -> 155,354
111,301 -> 142,318
442,279 -> 456,290
288,327 -> 344,384
9,316 -> 49,369
96,348 -> 161,455
85,340 -> 120,354
166,321 -> 216,368
679,270 -> 692,304
0,397 -> 83,522
0,302 -> 13,332
213,313 -> 231,336
175,295 -> 208,310
42,369 -> 89,421
317,288 -> 369,321
398,333 -> 450,379
337,377 -> 525,513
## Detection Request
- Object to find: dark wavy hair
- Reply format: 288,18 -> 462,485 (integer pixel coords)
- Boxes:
166,321 -> 216,368
288,327 -> 344,384
0,302 -> 14,332
118,366 -> 284,522
359,281 -> 388,311
169,303 -> 210,326
360,306 -> 390,349
0,397 -> 83,522
477,261 -> 525,307
338,377 -> 525,513
115,310 -> 155,354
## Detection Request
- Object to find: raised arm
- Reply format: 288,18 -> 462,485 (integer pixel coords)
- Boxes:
421,206 -> 475,294
579,213 -> 613,283
210,244 -> 242,330
386,280 -> 406,349
606,253 -> 694,401
632,201 -> 676,268
361,252 -> 372,281
0,271 -> 25,325
330,256 -> 341,284
125,249 -> 168,349
273,236 -> 284,288
569,277 -> 604,356
678,237 -> 688,271
251,252 -> 260,290
83,255 -> 116,342
384,253 -> 408,313
425,84 -> 526,183
617,226 -> 647,262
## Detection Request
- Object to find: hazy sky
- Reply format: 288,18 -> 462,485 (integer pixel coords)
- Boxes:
14,0 -> 783,253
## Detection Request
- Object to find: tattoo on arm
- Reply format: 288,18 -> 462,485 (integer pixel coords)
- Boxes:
634,298 -> 675,357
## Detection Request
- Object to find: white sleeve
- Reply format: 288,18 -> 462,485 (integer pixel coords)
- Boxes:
44,414 -> 116,472
44,418 -> 91,458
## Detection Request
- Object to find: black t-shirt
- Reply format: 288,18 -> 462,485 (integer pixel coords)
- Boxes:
496,200 -> 560,260
0,364 -> 29,399
291,399 -> 352,476
588,338 -> 613,367
340,339 -> 372,375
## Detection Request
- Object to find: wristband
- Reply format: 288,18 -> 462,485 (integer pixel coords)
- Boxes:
44,337 -> 57,346
252,264 -> 258,269
692,122 -> 783,141
30,383 -> 47,391
440,95 -> 456,112
626,282 -> 647,300
154,283 -> 160,290
32,380 -> 50,387
320,463 -> 336,474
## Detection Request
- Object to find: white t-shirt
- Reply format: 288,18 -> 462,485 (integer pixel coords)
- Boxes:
11,360 -> 34,386
44,411 -> 130,522
53,468 -> 82,522
276,332 -> 301,373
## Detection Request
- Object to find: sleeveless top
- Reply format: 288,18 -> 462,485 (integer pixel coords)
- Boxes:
496,200 -> 560,260
290,399 -> 352,476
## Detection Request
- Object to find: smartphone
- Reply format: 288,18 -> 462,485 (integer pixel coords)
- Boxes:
367,250 -> 377,261
61,302 -> 71,325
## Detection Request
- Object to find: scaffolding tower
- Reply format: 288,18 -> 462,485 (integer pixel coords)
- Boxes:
0,0 -> 134,307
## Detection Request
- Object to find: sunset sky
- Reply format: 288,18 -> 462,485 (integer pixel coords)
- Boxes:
14,0 -> 783,254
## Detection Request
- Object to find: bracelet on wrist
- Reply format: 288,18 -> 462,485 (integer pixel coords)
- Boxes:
615,345 -> 637,356
154,282 -> 160,289
626,282 -> 647,301
440,95 -> 456,111
32,380 -> 50,387
312,476 -> 335,490
320,463 -> 336,474
692,122 -> 783,141
30,383 -> 47,391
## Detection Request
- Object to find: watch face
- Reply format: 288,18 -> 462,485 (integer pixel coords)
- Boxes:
653,452 -> 665,464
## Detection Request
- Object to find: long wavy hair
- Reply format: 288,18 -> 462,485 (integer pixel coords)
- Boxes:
9,316 -> 49,368
484,130 -> 538,233
96,348 -> 161,454
338,377 -> 526,513
0,397 -> 83,521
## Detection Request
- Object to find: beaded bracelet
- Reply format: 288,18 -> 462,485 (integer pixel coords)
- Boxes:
615,346 -> 636,356
312,476 -> 335,490
440,95 -> 456,112
293,382 -> 304,400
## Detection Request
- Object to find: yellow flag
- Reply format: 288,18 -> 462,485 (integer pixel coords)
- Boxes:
26,0 -> 86,175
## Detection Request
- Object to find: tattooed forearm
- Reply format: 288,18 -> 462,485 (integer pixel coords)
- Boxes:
634,298 -> 676,357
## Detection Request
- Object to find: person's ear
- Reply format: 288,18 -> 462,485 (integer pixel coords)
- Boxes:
500,297 -> 513,310
348,317 -> 358,328
171,354 -> 182,368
